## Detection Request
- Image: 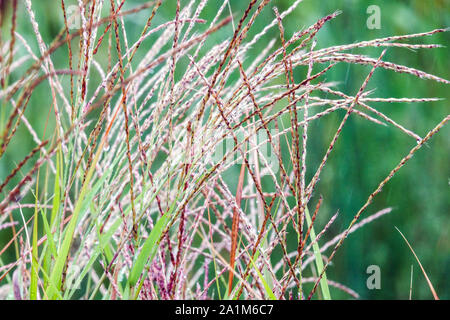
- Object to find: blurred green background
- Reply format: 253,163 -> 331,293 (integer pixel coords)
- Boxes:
1,0 -> 449,299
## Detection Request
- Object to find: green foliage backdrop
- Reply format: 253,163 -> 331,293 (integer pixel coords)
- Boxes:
0,0 -> 448,299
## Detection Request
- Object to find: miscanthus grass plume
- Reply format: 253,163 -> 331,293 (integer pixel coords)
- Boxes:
0,0 -> 448,300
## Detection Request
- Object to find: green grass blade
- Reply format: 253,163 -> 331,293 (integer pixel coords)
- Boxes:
242,242 -> 276,300
304,206 -> 331,300
30,206 -> 39,300
395,226 -> 439,300
43,147 -> 61,288
46,140 -> 107,299
128,197 -> 178,292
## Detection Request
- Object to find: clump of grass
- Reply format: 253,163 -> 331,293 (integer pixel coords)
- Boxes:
0,0 -> 448,300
